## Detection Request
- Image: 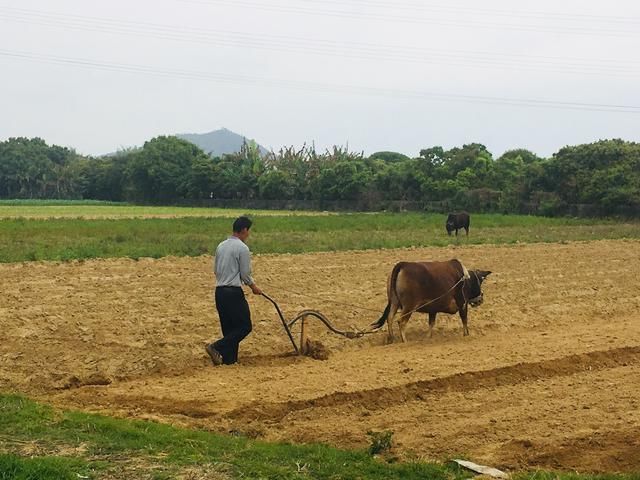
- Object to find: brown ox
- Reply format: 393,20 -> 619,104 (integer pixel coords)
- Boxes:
371,259 -> 491,342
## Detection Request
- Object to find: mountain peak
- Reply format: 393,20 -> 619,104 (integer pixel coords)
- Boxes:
177,128 -> 268,157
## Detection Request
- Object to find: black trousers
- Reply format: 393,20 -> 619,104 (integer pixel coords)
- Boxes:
213,286 -> 252,365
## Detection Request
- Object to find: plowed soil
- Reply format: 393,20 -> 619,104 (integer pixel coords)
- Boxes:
2,240 -> 640,473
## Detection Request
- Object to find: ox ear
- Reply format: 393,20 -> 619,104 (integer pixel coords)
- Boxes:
477,270 -> 492,281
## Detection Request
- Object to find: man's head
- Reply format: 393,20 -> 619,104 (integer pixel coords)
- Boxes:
233,216 -> 253,242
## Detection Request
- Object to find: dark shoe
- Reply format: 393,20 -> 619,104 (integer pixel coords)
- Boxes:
205,344 -> 223,366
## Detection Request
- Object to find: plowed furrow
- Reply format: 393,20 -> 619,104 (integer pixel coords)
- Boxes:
228,345 -> 640,422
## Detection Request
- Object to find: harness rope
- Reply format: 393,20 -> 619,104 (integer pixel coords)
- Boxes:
264,272 -> 471,336
370,275 -> 467,330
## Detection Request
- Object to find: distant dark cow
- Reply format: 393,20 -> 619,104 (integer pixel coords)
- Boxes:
371,259 -> 491,342
446,212 -> 470,236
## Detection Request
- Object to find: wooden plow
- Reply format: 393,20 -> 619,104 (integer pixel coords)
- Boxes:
261,293 -> 374,357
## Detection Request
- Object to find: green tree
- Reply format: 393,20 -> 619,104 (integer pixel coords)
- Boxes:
258,169 -> 296,199
543,139 -> 640,209
124,136 -> 209,202
368,151 -> 410,163
0,137 -> 85,199
83,152 -> 131,201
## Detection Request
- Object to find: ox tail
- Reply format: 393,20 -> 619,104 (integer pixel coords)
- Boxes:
370,262 -> 404,330
371,302 -> 391,330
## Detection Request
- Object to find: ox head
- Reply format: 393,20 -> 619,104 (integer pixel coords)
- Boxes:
464,270 -> 492,307
445,213 -> 456,236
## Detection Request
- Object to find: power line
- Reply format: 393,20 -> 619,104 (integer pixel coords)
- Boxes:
275,0 -> 640,25
1,49 -> 639,114
4,6 -> 637,66
2,7 -> 639,78
177,0 -> 640,37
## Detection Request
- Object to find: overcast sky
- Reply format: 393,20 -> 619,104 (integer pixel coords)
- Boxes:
1,0 -> 639,158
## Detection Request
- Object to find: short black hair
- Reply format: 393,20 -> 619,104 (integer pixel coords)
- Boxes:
233,216 -> 253,233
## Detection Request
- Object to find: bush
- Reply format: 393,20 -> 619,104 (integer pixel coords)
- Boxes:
367,430 -> 394,455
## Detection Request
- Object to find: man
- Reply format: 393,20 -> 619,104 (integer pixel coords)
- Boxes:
207,216 -> 262,366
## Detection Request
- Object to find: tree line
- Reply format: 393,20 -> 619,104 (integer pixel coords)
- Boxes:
1,135 -> 639,215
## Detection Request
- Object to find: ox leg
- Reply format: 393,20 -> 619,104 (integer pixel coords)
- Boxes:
386,303 -> 400,343
398,311 -> 414,343
454,292 -> 470,336
459,303 -> 470,336
428,312 -> 437,338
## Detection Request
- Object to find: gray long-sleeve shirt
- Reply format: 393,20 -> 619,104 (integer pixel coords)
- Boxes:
214,236 -> 255,287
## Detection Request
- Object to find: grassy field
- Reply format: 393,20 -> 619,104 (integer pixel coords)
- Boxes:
0,394 -> 467,480
0,200 -> 331,219
1,394 -> 637,480
0,199 -> 129,206
1,210 -> 639,262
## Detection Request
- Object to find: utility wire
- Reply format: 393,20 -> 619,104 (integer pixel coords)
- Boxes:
2,7 -> 639,77
271,0 -> 640,25
2,49 -> 639,114
4,6 -> 637,66
178,0 -> 640,37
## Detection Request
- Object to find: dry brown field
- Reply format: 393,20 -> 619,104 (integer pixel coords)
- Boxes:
2,239 -> 639,472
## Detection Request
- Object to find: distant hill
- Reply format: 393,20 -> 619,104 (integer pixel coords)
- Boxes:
177,128 -> 268,157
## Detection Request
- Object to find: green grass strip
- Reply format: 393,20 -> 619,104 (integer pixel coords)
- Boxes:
0,199 -> 129,206
0,203 -> 334,219
1,395 -> 638,479
0,213 -> 638,263
0,394 -> 466,479
0,454 -> 97,480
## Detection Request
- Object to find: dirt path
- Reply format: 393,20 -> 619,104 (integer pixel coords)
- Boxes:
1,240 -> 639,473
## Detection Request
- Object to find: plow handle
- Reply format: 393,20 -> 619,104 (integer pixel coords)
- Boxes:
261,293 -> 300,354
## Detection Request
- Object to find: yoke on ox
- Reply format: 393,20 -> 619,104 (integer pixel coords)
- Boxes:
371,259 -> 491,342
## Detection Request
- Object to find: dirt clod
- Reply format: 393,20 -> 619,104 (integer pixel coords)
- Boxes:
302,338 -> 331,361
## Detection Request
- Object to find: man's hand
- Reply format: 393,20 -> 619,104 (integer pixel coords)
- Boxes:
250,284 -> 263,295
